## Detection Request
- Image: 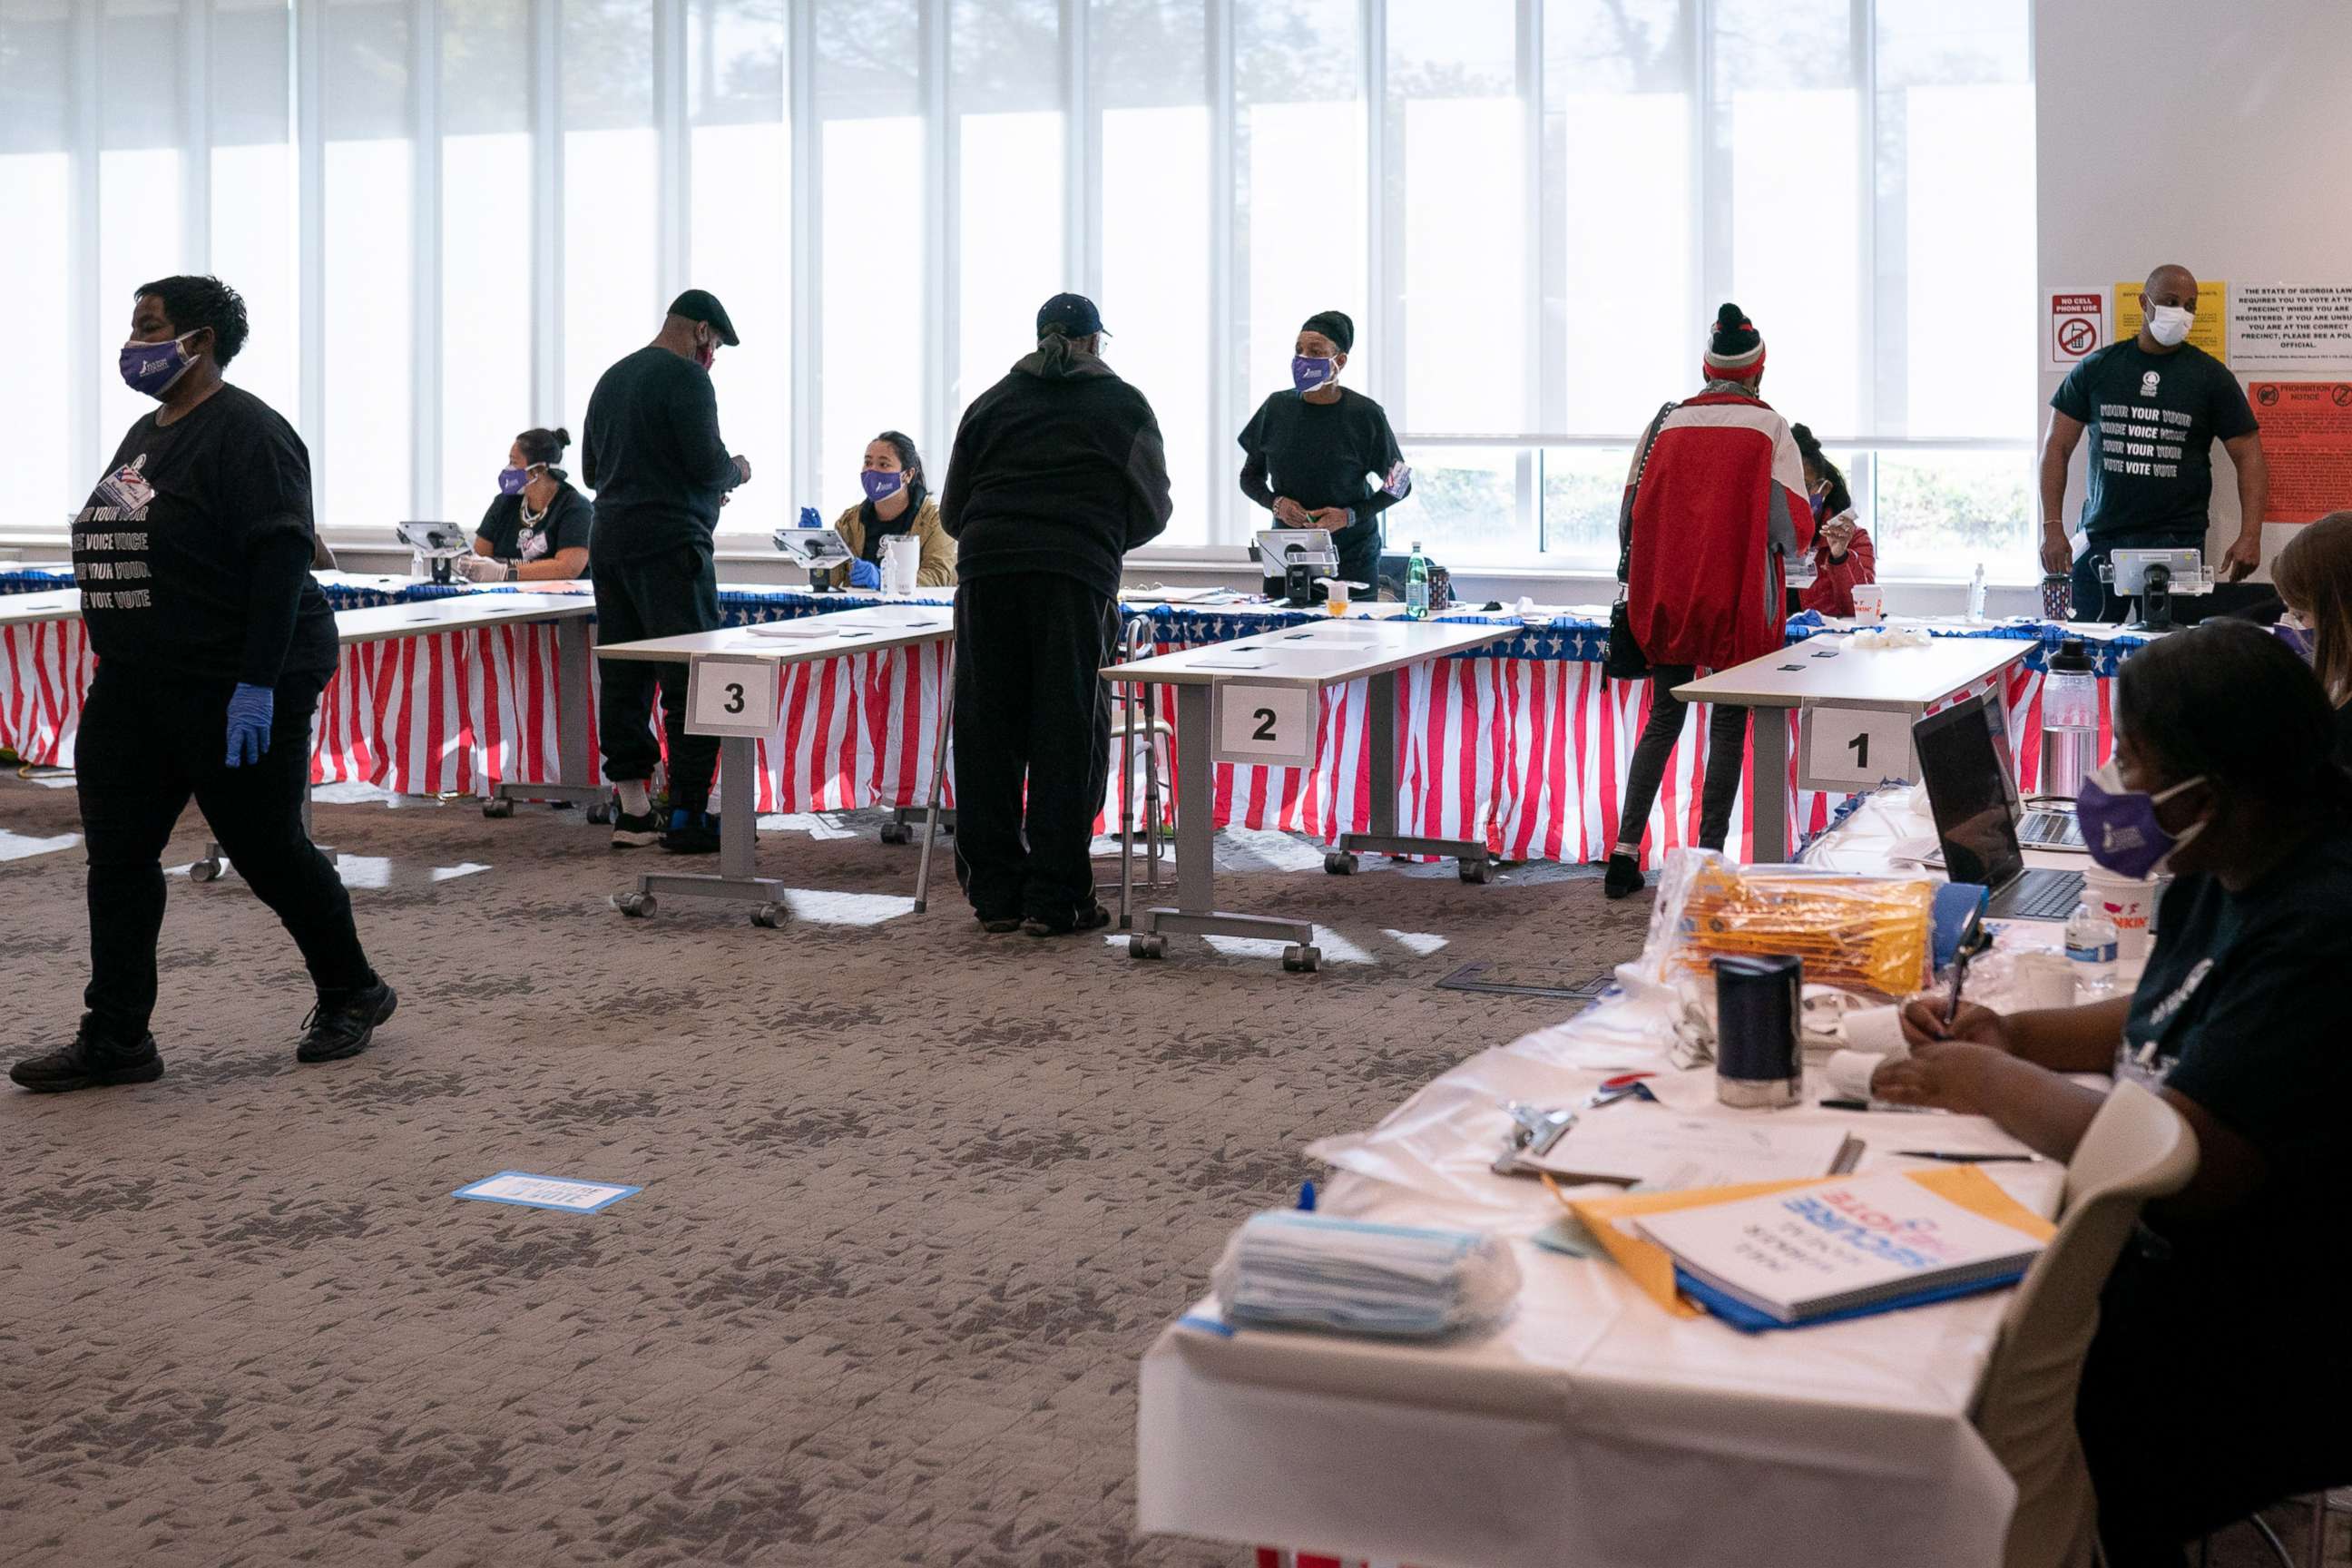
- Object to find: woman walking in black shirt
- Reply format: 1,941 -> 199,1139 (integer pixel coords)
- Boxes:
1237,311 -> 1411,596
10,276 -> 393,1093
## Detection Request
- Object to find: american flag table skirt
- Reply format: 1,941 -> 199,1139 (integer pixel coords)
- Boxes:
0,576 -> 2139,869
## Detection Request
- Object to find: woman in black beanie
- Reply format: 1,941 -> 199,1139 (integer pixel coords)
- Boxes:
1237,309 -> 1411,596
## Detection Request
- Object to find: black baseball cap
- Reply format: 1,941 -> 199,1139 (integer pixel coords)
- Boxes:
1036,292 -> 1104,338
668,289 -> 740,347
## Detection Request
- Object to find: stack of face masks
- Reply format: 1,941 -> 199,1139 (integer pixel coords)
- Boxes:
1210,1211 -> 1522,1338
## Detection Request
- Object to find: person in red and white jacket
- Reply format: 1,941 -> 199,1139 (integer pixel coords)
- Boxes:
1792,422 -> 1877,618
1605,302 -> 1816,899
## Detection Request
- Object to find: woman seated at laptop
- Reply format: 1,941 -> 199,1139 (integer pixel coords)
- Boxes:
1874,620 -> 2352,1567
2273,507 -> 2352,766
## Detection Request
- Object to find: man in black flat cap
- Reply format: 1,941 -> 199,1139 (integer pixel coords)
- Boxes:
942,291 -> 1172,936
582,289 -> 753,854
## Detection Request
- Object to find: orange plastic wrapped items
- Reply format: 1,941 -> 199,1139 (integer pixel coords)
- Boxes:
1646,850 -> 1936,999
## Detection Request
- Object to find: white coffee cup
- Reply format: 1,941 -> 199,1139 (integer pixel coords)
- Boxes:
1849,583 -> 1886,621
1843,1004 -> 1909,1054
880,534 -> 922,595
2013,950 -> 2077,1010
2084,867 -> 2156,962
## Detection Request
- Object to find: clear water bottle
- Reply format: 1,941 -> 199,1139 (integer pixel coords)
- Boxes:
2065,898 -> 2118,999
2039,636 -> 2099,799
1405,542 -> 1431,621
1967,563 -> 1988,623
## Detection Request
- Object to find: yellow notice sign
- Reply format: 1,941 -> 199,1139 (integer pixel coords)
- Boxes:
2114,279 -> 2230,362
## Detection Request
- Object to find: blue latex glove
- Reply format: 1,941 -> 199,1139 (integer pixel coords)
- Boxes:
225,682 -> 274,767
799,505 -> 823,530
848,558 -> 882,591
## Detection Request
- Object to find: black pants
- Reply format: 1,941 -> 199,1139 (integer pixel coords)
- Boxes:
2078,1257 -> 2352,1566
952,574 -> 1116,923
2071,530 -> 2204,624
1611,663 -> 1750,855
77,665 -> 373,1043
593,543 -> 722,812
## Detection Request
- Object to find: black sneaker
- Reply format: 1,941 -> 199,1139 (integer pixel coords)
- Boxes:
611,809 -> 662,848
298,980 -> 398,1064
1021,904 -> 1113,938
658,808 -> 721,855
975,913 -> 1024,935
1602,854 -> 1646,900
10,1023 -> 164,1093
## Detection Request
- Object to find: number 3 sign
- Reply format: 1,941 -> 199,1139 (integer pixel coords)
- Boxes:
1214,682 -> 1318,769
685,655 -> 779,738
1798,702 -> 1918,792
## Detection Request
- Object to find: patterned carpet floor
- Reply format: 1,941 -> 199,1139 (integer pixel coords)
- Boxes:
0,775 -> 1654,1567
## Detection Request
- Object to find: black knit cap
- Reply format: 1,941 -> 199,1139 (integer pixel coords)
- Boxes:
1703,301 -> 1763,378
1300,310 -> 1355,354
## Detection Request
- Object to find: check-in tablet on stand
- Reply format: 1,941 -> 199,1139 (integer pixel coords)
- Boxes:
772,525 -> 855,589
1253,529 -> 1338,607
396,521 -> 472,586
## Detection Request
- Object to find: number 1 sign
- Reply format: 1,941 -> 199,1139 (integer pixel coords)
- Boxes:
1798,702 -> 1918,793
685,655 -> 780,738
1213,683 -> 1318,769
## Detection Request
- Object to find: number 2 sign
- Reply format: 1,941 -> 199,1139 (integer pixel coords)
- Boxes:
1798,702 -> 1918,793
1214,682 -> 1318,769
685,655 -> 779,738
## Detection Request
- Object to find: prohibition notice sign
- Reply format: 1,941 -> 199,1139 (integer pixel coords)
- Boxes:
2049,290 -> 2105,368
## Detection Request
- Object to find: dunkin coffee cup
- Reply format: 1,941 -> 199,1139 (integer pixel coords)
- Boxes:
2084,867 -> 2155,963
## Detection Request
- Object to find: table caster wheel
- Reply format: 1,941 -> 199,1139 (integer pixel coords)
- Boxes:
1131,934 -> 1167,960
1324,851 -> 1359,876
613,891 -> 657,918
586,801 -> 613,825
482,797 -> 514,819
750,903 -> 786,928
878,822 -> 913,846
1282,944 -> 1322,974
190,858 -> 223,883
1460,858 -> 1495,885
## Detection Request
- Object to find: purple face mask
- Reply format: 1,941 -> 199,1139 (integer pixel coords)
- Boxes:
861,469 -> 905,504
119,335 -> 194,399
2076,762 -> 2206,879
498,466 -> 531,495
1291,356 -> 1336,394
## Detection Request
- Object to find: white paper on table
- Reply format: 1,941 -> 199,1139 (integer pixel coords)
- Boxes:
746,620 -> 861,640
1522,1109 -> 1857,1190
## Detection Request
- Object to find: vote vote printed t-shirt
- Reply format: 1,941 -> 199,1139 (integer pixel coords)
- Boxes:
73,385 -> 337,686
2051,340 -> 2258,541
2114,817 -> 2352,1322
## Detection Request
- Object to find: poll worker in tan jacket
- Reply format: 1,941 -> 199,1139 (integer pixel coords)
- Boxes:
821,430 -> 956,590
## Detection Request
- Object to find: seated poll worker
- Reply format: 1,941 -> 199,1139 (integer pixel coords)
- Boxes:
818,431 -> 956,591
2272,509 -> 2352,767
943,292 -> 1171,936
1603,303 -> 1815,900
459,426 -> 592,583
2040,263 -> 2268,622
11,275 -> 395,1094
583,289 -> 750,854
1873,621 -> 2352,1566
1237,310 -> 1409,595
1791,422 -> 1875,617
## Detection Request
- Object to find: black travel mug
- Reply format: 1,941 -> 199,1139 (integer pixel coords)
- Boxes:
1714,954 -> 1804,1108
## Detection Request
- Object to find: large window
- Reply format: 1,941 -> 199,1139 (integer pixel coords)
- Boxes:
1,0 -> 2033,575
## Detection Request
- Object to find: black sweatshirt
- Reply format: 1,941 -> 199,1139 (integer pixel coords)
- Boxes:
72,384 -> 335,688
580,346 -> 742,560
940,343 -> 1172,600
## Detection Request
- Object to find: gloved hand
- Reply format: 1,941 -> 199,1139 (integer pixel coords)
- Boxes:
799,505 -> 823,530
456,554 -> 506,583
848,558 -> 882,591
225,682 -> 274,768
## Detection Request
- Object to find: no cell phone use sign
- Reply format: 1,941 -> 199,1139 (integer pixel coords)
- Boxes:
2049,290 -> 2106,368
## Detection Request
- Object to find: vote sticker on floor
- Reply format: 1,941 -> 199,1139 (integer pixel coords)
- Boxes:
453,1171 -> 641,1213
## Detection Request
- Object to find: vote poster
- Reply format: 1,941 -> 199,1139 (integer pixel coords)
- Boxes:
2230,285 -> 2352,372
2113,279 -> 2229,362
2249,383 -> 2352,524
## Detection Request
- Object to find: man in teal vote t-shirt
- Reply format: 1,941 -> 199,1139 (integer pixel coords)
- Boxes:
2039,263 -> 2269,621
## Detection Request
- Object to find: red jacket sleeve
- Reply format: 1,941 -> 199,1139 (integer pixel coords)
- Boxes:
1799,524 -> 1876,616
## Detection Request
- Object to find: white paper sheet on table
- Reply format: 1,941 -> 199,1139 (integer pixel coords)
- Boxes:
1522,1111 -> 1857,1189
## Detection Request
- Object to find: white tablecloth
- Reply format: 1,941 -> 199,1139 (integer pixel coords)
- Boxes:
1139,804 -> 2070,1568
